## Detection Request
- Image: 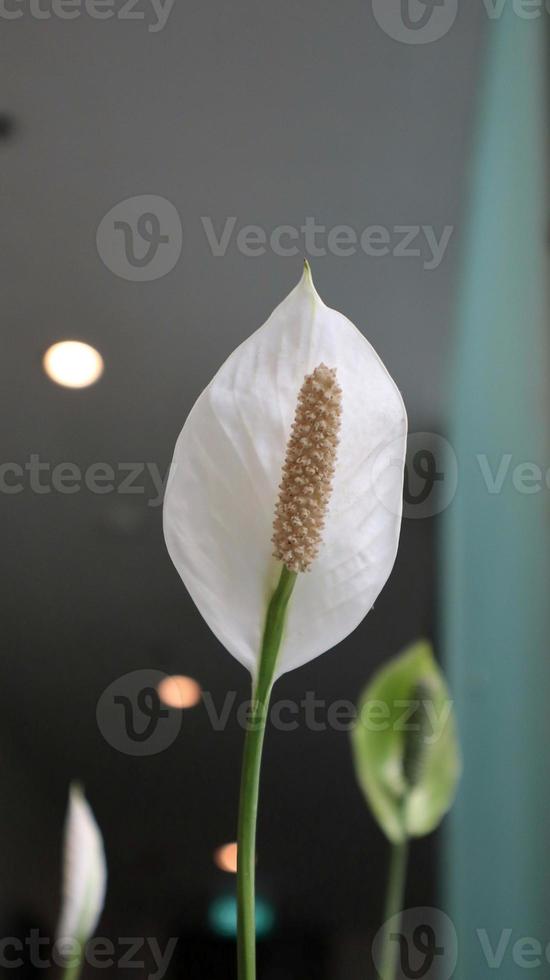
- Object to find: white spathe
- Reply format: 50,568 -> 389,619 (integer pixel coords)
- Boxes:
57,784 -> 107,943
164,266 -> 407,680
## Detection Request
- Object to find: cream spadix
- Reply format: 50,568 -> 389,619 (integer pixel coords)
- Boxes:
272,363 -> 342,573
163,265 -> 407,679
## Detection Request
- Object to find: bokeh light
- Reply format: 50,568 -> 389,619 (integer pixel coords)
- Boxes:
43,341 -> 104,388
214,842 -> 238,874
208,895 -> 276,939
157,675 -> 202,709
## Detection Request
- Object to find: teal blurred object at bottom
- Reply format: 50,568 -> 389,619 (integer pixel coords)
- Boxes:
208,895 -> 276,940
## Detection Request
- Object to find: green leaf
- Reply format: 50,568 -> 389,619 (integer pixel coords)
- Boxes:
351,640 -> 461,843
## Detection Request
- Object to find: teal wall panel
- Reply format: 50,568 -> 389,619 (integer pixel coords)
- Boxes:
443,13 -> 550,980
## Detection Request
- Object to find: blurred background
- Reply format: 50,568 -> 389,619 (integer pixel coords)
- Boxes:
1,2 -> 549,978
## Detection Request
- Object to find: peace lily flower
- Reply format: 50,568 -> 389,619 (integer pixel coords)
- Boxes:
163,263 -> 407,980
57,784 -> 107,980
164,263 -> 407,677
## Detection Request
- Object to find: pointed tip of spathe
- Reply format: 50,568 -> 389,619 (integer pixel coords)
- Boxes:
404,637 -> 435,666
299,257 -> 320,300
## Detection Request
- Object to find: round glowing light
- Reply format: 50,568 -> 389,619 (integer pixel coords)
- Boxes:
43,341 -> 104,389
157,675 -> 202,709
214,842 -> 238,874
208,895 -> 275,939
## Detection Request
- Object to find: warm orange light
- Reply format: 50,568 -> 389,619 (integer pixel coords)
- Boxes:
43,341 -> 104,388
157,675 -> 202,709
214,842 -> 238,874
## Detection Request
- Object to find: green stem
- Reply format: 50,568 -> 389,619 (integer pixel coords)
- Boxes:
236,565 -> 297,980
61,962 -> 82,980
379,836 -> 409,980
61,948 -> 84,980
